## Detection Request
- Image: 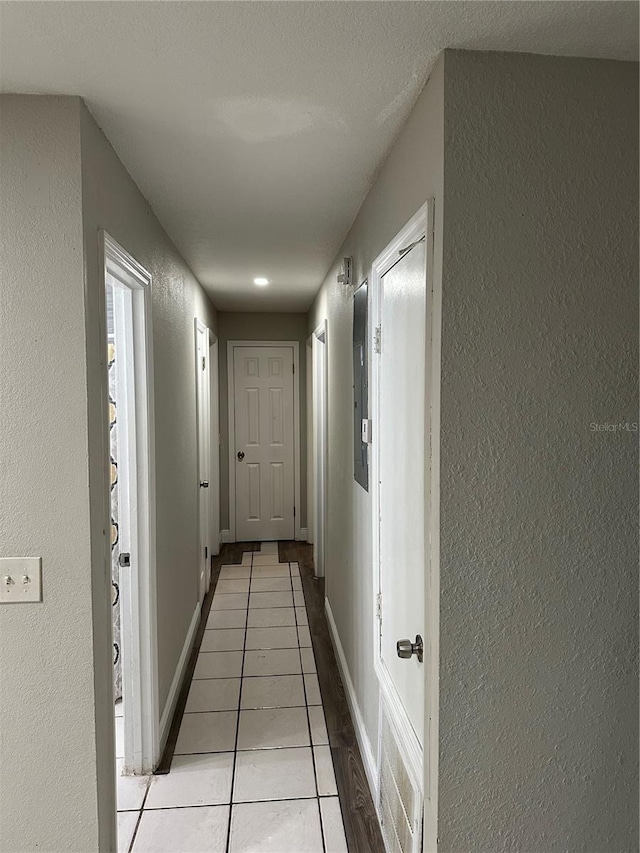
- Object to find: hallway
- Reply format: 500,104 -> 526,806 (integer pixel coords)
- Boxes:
2,6 -> 638,851
116,543 -> 369,853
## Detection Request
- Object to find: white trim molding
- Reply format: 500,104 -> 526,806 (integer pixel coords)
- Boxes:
305,336 -> 314,548
209,337 -> 221,557
220,529 -> 233,544
311,320 -> 328,577
159,603 -> 200,751
226,340 -> 302,543
102,231 -> 159,775
423,198 -> 442,853
325,597 -> 379,805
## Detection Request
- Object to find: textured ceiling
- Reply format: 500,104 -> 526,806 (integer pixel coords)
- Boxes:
1,1 -> 637,311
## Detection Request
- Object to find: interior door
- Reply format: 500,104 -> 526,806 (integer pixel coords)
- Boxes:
210,339 -> 221,556
378,238 -> 426,744
233,345 -> 295,541
196,324 -> 211,601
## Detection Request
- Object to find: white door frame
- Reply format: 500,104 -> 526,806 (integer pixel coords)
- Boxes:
102,232 -> 159,775
312,322 -> 328,577
306,336 -> 314,547
210,337 -> 221,557
195,320 -> 213,600
370,201 -> 440,849
227,340 -> 302,542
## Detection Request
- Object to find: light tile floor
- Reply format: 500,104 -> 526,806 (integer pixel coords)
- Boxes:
117,544 -> 348,852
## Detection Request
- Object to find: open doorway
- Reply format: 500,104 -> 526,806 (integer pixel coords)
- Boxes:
103,233 -> 159,794
195,321 -> 216,602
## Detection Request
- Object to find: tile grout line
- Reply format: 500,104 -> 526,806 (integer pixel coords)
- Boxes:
291,559 -> 328,853
198,644 -> 305,654
139,547 -> 252,845
207,604 -> 297,620
292,548 -> 347,848
131,548 -> 338,851
183,703 -> 307,715
192,671 -> 312,682
153,546 -> 245,774
224,549 -> 252,853
127,781 -> 151,853
299,545 -> 355,851
160,745 -> 322,756
128,794 -> 328,813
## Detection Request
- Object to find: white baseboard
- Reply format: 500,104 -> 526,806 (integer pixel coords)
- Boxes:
324,597 -> 379,805
297,527 -> 308,542
159,603 -> 200,751
220,529 -> 233,543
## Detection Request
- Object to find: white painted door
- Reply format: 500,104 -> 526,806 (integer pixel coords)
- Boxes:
233,345 -> 295,541
378,238 -> 427,745
209,339 -> 221,556
196,324 -> 211,601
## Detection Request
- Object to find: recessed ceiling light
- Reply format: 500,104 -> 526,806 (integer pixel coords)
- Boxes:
253,277 -> 269,286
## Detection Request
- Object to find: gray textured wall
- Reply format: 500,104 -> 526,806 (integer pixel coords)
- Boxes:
308,56 -> 445,782
217,311 -> 309,532
0,95 -> 218,851
0,95 -> 102,853
81,103 -> 217,720
438,51 -> 639,852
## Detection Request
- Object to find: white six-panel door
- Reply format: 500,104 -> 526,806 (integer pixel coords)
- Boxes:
233,345 -> 295,541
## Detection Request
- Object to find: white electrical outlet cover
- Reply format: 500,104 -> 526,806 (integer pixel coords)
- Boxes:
0,557 -> 42,603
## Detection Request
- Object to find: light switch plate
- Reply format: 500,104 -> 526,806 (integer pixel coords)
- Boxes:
0,558 -> 42,603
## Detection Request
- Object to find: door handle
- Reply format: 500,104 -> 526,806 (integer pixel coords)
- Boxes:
200,481 -> 209,488
237,451 -> 245,461
396,634 -> 423,663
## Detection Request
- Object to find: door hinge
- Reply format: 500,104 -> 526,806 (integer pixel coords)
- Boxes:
293,506 -> 296,518
376,592 -> 382,621
374,326 -> 382,354
201,356 -> 206,371
205,546 -> 208,560
293,362 -> 295,374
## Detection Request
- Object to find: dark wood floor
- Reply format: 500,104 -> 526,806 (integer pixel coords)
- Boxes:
157,540 -> 384,852
279,541 -> 385,853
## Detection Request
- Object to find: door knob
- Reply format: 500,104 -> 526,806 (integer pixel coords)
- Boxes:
396,634 -> 423,663
200,481 -> 209,488
237,451 -> 245,460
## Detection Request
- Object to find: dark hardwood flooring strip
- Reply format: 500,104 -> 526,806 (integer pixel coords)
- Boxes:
278,541 -> 385,853
154,542 -> 260,774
